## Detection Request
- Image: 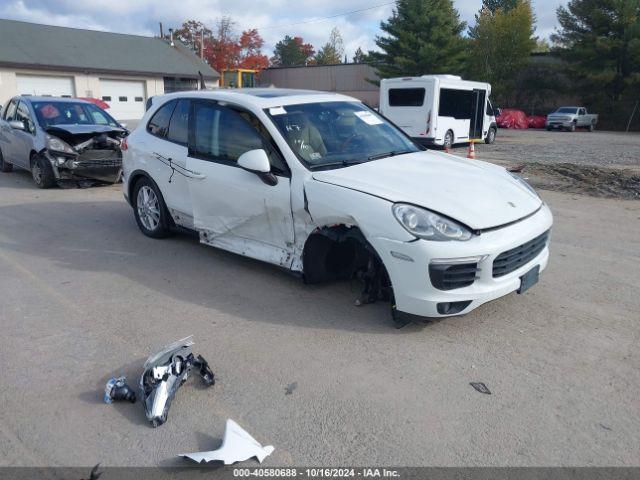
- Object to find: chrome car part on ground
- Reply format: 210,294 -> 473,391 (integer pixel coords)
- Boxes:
140,336 -> 215,427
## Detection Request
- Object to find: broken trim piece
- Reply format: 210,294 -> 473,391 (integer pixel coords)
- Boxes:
179,419 -> 274,465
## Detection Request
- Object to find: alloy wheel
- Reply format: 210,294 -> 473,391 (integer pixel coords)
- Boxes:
137,185 -> 161,231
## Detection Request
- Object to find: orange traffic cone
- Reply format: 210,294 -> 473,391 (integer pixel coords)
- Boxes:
467,141 -> 476,159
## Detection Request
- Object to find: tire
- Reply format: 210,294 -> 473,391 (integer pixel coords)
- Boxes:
546,126 -> 552,131
132,176 -> 172,238
443,130 -> 454,149
484,127 -> 496,144
0,148 -> 13,173
31,154 -> 55,188
569,122 -> 576,132
589,123 -> 595,132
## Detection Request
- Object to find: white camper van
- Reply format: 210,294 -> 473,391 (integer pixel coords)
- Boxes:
379,75 -> 497,148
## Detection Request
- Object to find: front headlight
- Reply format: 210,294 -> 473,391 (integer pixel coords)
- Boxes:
45,134 -> 76,156
392,203 -> 472,241
509,172 -> 539,198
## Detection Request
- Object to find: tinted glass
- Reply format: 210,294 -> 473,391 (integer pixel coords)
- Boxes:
266,101 -> 419,169
147,100 -> 176,137
192,102 -> 262,163
3,99 -> 17,121
389,88 -> 425,107
439,89 -> 473,119
556,107 -> 578,114
167,99 -> 189,144
16,101 -> 35,133
32,101 -> 119,128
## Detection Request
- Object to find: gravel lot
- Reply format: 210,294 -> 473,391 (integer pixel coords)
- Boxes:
449,129 -> 640,199
0,170 -> 638,467
464,129 -> 640,169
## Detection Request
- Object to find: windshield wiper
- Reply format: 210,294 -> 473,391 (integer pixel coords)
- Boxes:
367,150 -> 414,161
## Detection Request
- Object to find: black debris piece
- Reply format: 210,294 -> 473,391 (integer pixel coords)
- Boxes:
285,381 -> 298,395
470,382 -> 492,395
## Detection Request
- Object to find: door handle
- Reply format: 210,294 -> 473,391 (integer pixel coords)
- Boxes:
189,172 -> 206,180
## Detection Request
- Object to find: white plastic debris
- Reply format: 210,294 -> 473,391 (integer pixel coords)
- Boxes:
179,419 -> 274,465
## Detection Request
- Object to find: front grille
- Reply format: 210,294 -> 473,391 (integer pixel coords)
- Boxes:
429,262 -> 478,291
492,231 -> 549,278
76,150 -> 122,168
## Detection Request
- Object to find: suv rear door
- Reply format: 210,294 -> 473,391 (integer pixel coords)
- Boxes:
185,100 -> 294,267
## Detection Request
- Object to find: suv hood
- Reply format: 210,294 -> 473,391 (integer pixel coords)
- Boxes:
310,151 -> 542,230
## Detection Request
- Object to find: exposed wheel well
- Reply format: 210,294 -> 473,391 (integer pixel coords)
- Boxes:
302,224 -> 392,302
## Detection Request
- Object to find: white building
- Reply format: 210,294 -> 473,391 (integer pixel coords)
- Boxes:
0,19 -> 219,120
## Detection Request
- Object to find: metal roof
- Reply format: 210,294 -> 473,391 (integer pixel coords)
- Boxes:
0,19 -> 219,79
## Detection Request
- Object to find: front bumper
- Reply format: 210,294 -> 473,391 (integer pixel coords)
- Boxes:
372,204 -> 553,319
546,120 -> 573,128
45,151 -> 122,183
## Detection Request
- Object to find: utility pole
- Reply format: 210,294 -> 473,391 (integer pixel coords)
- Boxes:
201,28 -> 204,60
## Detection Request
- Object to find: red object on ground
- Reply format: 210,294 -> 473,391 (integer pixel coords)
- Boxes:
528,115 -> 547,129
79,97 -> 110,110
496,109 -> 529,129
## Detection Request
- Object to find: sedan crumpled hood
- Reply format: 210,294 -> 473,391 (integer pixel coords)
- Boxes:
45,124 -> 127,145
310,151 -> 542,230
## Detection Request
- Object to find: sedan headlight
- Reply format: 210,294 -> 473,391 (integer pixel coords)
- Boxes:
392,203 -> 472,241
509,172 -> 539,198
45,134 -> 76,156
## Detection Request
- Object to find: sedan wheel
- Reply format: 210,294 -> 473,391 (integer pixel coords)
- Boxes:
133,178 -> 171,238
31,155 -> 55,188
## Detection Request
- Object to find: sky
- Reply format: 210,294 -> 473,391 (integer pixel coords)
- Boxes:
0,0 -> 567,58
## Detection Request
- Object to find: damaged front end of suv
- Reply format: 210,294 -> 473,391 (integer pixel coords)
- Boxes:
43,125 -> 126,184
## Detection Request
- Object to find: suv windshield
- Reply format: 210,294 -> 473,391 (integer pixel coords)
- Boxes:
32,101 -> 120,128
556,107 -> 578,114
266,101 -> 419,169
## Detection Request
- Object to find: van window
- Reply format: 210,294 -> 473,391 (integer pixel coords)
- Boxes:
389,88 -> 425,107
439,89 -> 473,119
147,100 -> 176,138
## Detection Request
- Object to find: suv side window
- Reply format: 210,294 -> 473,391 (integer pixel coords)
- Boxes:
191,101 -> 288,175
3,99 -> 17,121
147,100 -> 176,138
16,101 -> 35,134
167,99 -> 189,145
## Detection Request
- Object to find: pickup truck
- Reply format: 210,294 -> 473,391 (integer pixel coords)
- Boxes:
546,107 -> 598,132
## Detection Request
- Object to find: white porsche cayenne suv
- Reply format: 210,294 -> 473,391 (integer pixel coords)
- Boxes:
122,89 -> 552,326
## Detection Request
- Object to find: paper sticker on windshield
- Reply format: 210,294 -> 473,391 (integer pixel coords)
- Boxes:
354,111 -> 383,125
269,106 -> 287,116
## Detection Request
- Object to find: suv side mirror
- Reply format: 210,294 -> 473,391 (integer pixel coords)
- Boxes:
237,149 -> 278,186
8,120 -> 25,131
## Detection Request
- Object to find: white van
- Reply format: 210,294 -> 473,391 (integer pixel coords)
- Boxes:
379,75 -> 497,148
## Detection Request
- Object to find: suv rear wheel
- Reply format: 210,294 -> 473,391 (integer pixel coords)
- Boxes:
484,127 -> 496,144
133,177 -> 172,238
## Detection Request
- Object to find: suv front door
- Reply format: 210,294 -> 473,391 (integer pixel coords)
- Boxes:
185,100 -> 294,267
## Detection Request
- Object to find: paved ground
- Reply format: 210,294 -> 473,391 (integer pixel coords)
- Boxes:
0,170 -> 639,467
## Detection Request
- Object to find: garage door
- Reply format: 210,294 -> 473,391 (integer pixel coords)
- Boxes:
100,79 -> 146,120
16,74 -> 75,97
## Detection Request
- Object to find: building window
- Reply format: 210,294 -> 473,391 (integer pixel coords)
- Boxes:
163,76 -> 198,93
134,96 -> 144,102
118,96 -> 128,102
102,96 -> 112,101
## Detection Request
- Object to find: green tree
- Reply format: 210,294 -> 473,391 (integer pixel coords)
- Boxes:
468,0 -> 537,104
552,0 -> 640,101
367,0 -> 467,79
270,35 -> 315,67
352,47 -> 366,63
314,27 -> 345,65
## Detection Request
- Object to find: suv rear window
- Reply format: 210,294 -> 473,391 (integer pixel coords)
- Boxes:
389,88 -> 425,107
167,99 -> 189,145
147,100 -> 176,138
